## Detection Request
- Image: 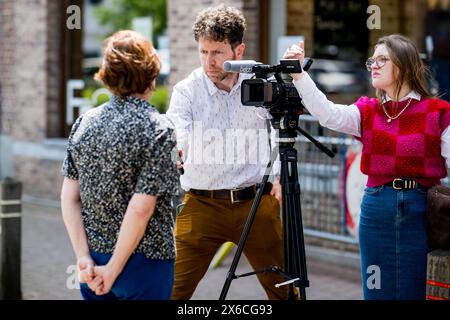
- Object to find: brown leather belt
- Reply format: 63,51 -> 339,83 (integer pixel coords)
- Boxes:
384,178 -> 422,190
189,182 -> 273,204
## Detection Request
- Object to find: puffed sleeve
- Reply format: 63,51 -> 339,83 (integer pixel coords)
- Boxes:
62,115 -> 84,180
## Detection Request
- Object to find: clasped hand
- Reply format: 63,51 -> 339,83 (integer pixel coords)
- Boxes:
77,256 -> 119,296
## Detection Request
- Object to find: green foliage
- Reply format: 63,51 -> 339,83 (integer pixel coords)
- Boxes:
82,87 -> 111,107
82,86 -> 169,114
94,0 -> 167,45
150,86 -> 169,113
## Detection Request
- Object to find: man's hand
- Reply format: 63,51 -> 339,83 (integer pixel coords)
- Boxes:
270,176 -> 282,205
177,148 -> 184,175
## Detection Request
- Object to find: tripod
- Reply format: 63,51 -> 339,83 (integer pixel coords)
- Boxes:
219,112 -> 335,300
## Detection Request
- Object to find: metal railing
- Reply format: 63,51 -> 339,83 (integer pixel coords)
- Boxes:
296,114 -> 450,244
295,115 -> 359,244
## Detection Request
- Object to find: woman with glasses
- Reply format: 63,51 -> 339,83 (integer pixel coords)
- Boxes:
284,34 -> 450,300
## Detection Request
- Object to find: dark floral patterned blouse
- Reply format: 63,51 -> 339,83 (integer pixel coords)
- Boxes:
62,95 -> 178,259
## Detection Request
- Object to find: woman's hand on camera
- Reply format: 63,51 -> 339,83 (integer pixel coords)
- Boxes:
283,41 -> 305,81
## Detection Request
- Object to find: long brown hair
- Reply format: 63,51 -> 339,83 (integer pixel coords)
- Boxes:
375,34 -> 432,103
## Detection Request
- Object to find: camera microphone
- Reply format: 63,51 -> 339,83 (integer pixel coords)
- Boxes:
223,60 -> 262,73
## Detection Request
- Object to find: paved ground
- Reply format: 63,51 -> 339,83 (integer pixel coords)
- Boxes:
21,203 -> 362,300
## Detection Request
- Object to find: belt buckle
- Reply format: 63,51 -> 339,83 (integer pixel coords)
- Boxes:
393,178 -> 403,190
230,187 -> 246,204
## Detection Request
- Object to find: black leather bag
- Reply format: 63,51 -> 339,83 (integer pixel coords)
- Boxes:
427,184 -> 450,250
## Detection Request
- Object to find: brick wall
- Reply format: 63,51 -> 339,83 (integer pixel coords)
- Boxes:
242,0 -> 260,62
167,0 -> 428,92
368,0 -> 401,51
0,0 -> 65,200
0,0 -> 16,136
368,0 -> 427,53
286,0 -> 314,57
285,0 -> 427,59
0,0 -> 47,142
403,0 -> 427,52
167,0 -> 259,91
46,0 -> 64,138
0,0 -> 66,141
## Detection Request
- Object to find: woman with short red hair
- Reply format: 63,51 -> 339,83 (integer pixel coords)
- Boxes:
61,30 -> 178,300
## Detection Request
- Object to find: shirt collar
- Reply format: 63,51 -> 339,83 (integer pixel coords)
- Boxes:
110,95 -> 151,108
385,90 -> 421,102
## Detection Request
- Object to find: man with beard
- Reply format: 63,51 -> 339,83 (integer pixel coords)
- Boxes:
166,5 -> 287,300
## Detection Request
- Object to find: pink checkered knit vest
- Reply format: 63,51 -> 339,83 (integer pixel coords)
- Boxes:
354,97 -> 450,187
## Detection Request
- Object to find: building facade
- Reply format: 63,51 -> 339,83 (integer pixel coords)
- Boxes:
0,1 -> 448,249
0,0 -> 82,202
168,0 -> 448,91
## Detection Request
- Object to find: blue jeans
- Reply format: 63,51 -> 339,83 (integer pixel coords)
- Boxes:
80,252 -> 174,300
359,185 -> 429,300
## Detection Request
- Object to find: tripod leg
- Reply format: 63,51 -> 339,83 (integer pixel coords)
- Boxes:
242,196 -> 286,299
280,158 -> 293,298
219,149 -> 278,300
280,147 -> 309,300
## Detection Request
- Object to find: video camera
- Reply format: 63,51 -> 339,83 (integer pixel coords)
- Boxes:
223,58 -> 313,114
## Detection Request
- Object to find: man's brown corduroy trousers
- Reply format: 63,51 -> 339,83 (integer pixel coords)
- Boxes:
171,191 -> 288,300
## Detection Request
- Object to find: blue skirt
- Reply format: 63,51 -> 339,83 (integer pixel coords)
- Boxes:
359,185 -> 429,300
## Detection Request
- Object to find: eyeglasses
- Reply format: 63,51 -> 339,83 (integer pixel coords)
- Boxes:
365,55 -> 391,71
